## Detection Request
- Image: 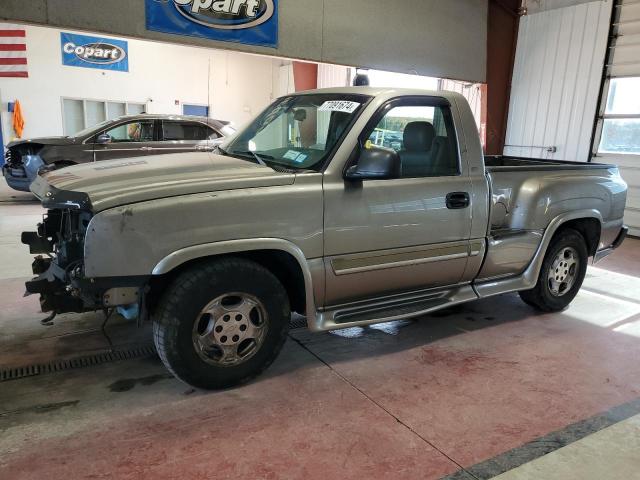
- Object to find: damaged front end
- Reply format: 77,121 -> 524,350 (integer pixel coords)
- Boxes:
2,143 -> 46,192
23,208 -> 93,314
23,179 -> 144,319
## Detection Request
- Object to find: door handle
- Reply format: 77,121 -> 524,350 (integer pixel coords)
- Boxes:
446,192 -> 470,209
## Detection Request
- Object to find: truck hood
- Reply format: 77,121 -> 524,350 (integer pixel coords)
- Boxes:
7,136 -> 77,148
30,152 -> 296,212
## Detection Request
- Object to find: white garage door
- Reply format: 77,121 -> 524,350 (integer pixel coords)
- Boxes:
504,1 -> 612,162
593,0 -> 640,237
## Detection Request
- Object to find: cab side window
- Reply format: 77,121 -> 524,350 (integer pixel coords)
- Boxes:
368,104 -> 459,177
105,121 -> 154,143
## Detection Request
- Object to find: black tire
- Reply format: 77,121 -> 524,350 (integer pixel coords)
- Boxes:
153,257 -> 290,390
519,228 -> 588,312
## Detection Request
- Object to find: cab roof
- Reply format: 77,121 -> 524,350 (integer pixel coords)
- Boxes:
293,86 -> 462,103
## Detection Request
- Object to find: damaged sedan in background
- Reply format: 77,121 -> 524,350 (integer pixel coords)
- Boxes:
2,114 -> 234,192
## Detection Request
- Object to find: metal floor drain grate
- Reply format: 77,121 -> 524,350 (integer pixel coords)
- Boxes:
290,317 -> 307,330
0,344 -> 157,382
1,319 -> 307,383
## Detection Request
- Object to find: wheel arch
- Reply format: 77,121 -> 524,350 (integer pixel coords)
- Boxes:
528,210 -> 602,283
149,239 -> 317,318
554,217 -> 601,257
475,209 -> 602,298
52,160 -> 77,170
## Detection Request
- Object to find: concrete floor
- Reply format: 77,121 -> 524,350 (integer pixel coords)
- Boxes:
1,181 -> 639,479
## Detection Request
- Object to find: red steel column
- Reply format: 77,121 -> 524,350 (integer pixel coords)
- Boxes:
485,0 -> 520,155
292,61 -> 318,92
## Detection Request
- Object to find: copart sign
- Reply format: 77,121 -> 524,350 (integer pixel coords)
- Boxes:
145,0 -> 278,48
61,33 -> 129,72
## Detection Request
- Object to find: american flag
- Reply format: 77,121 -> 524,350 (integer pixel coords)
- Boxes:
0,23 -> 28,78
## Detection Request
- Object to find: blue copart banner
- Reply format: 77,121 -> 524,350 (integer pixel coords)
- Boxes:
61,33 -> 129,72
145,0 -> 278,48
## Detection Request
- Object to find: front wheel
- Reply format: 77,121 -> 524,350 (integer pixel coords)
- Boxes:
153,257 -> 290,390
519,228 -> 588,312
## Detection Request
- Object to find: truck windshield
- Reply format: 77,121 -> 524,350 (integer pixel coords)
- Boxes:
224,94 -> 370,171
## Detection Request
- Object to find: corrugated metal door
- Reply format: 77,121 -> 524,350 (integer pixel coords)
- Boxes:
439,79 -> 484,139
593,0 -> 640,236
504,1 -> 612,161
317,64 -> 352,89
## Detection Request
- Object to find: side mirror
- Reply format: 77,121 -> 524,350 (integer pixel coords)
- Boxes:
293,109 -> 307,122
96,133 -> 112,144
344,146 -> 401,181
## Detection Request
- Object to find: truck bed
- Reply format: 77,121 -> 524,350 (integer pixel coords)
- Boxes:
485,155 -> 616,172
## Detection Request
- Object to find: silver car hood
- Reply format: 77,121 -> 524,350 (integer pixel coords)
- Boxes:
31,152 -> 296,212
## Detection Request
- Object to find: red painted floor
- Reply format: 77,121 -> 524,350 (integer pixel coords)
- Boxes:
294,297 -> 640,467
1,238 -> 639,479
0,343 -> 459,480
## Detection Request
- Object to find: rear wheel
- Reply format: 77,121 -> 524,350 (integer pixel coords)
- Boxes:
519,229 -> 588,312
153,257 -> 290,390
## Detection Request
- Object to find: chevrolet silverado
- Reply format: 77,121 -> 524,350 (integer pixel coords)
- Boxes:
22,87 -> 628,389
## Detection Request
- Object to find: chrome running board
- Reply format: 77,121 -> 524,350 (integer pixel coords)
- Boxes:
308,285 -> 478,332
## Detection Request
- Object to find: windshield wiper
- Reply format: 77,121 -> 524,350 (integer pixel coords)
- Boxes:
249,151 -> 267,167
232,150 -> 275,167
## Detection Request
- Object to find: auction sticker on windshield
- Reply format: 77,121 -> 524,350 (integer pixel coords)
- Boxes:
283,150 -> 300,160
318,101 -> 361,114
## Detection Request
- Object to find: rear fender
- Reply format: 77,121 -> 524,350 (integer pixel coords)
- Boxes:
475,209 -> 603,298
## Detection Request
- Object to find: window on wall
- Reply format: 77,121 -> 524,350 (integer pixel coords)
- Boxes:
61,98 -> 147,136
183,104 -> 210,117
598,77 -> 640,155
107,102 -> 126,120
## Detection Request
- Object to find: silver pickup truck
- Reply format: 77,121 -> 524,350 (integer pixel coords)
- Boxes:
23,87 -> 628,389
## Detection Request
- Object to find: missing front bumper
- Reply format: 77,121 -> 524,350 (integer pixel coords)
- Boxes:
24,257 -> 85,314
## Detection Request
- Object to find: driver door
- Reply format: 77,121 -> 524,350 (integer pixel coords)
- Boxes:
322,97 -> 474,306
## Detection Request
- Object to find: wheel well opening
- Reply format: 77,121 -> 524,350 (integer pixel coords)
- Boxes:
557,218 -> 601,256
53,161 -> 76,168
146,250 -> 307,316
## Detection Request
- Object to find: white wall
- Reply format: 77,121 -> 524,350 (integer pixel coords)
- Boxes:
504,0 -> 612,161
0,25 -> 287,143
